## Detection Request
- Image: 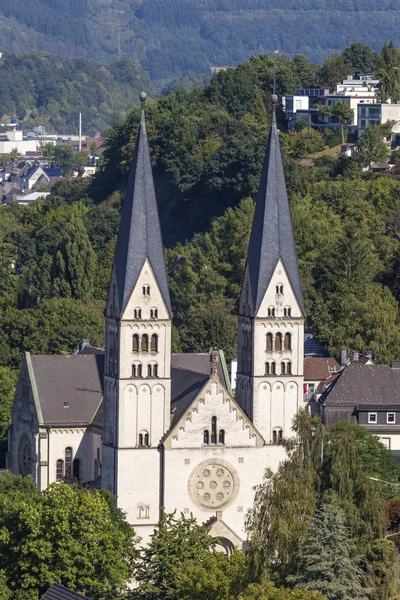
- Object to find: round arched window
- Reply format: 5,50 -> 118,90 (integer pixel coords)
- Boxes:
18,434 -> 32,476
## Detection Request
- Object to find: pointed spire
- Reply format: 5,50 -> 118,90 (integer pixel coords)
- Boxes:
246,101 -> 304,315
113,92 -> 172,316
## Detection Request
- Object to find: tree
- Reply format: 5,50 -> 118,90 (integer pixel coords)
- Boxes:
0,481 -> 138,599
289,503 -> 368,600
133,510 -> 216,600
0,366 -> 17,450
366,539 -> 400,600
53,144 -> 76,174
342,43 -> 381,75
240,582 -> 326,600
291,128 -> 325,157
355,123 -> 391,168
318,101 -> 354,144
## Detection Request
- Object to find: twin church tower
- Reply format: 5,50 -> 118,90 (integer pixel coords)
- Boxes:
102,94 -> 305,546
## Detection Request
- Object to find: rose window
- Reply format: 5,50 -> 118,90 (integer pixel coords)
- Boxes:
188,460 -> 239,510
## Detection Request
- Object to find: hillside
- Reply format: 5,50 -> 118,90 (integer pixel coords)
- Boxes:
1,0 -> 400,87
0,52 -> 150,133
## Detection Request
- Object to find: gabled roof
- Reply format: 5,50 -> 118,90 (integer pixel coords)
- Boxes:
304,334 -> 330,358
304,357 -> 341,382
113,106 -> 171,316
323,362 -> 400,407
246,110 -> 304,315
41,584 -> 91,600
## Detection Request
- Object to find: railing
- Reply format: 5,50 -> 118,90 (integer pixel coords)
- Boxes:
304,392 -> 317,402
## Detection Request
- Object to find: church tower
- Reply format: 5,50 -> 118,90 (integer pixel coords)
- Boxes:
236,102 -> 305,443
102,93 -> 172,530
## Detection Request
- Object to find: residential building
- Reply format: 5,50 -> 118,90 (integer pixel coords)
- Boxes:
357,102 -> 400,142
322,360 -> 400,451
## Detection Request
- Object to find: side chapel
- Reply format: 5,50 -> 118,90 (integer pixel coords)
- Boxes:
8,95 -> 306,550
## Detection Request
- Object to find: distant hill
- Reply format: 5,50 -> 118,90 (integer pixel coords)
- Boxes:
0,0 -> 399,87
0,53 -> 150,133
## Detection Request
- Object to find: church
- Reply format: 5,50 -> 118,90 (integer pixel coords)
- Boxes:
7,95 -> 307,550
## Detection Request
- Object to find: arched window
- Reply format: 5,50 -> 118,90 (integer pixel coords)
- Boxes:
134,308 -> 142,319
65,447 -> 72,477
153,364 -> 158,377
272,428 -> 283,444
97,448 -> 101,476
138,364 -> 142,377
142,286 -> 150,296
271,362 -> 276,375
284,307 -> 291,317
268,307 -> 275,317
132,334 -> 139,352
275,332 -> 282,351
265,362 -> 270,375
141,334 -> 149,352
203,430 -> 209,445
151,334 -> 158,353
276,285 -> 283,295
132,364 -> 137,377
56,459 -> 64,481
73,458 -> 81,480
94,459 -> 98,479
211,416 -> 217,444
219,429 -> 225,444
284,332 -> 291,351
138,505 -> 150,519
147,364 -> 152,377
150,308 -> 158,319
287,361 -> 292,374
139,431 -> 149,447
281,361 -> 286,375
266,333 -> 273,351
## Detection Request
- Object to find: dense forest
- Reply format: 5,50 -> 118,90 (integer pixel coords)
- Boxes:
0,53 -> 150,133
1,0 -> 400,87
0,45 -> 400,447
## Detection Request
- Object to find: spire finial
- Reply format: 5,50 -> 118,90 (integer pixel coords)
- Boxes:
211,347 -> 219,377
139,91 -> 147,124
271,59 -> 278,108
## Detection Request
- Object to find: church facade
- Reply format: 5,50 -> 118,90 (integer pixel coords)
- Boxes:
8,98 -> 306,550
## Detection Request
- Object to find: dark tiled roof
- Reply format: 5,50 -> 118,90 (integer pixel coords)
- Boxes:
29,352 -> 226,429
304,334 -> 330,357
323,362 -> 400,407
304,358 -> 341,381
246,110 -> 304,315
41,584 -> 91,600
113,109 -> 171,316
30,354 -> 104,426
44,168 -> 62,177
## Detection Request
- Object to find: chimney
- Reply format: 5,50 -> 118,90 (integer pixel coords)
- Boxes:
391,360 -> 400,369
365,351 -> 373,360
340,349 -> 347,366
353,352 -> 359,362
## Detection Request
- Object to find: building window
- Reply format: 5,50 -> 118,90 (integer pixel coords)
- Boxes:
134,308 -> 142,319
56,459 -> 64,481
142,286 -> 150,296
328,365 -> 336,372
272,428 -> 283,444
65,447 -> 73,477
147,364 -> 152,377
150,308 -> 158,319
275,332 -> 282,351
141,334 -> 149,352
147,363 -> 158,377
94,459 -> 98,479
276,285 -> 283,295
151,334 -> 158,353
268,307 -> 275,317
211,416 -> 217,444
73,458 -> 81,480
138,505 -> 150,519
266,333 -> 273,351
132,334 -> 139,352
281,361 -> 291,375
387,413 -> 396,424
139,431 -> 150,447
203,430 -> 209,445
132,363 -> 142,377
265,361 -> 276,375
283,307 -> 291,317
219,429 -> 225,445
63,402 -> 69,408
368,413 -> 377,424
284,332 -> 291,351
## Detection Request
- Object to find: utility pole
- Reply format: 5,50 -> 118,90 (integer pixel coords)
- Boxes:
78,113 -> 82,152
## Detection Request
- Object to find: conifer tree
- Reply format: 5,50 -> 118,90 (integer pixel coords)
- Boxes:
289,503 -> 368,600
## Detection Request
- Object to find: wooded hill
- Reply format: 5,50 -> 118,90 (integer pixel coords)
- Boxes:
1,0 -> 400,87
0,53 -> 150,133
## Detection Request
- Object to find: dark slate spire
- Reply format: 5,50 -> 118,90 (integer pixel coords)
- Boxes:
113,92 -> 172,315
247,106 -> 304,315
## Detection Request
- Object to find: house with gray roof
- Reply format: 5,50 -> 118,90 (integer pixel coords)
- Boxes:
322,359 -> 400,451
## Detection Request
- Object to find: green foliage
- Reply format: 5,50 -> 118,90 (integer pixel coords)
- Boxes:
318,101 -> 354,143
0,480 -> 138,599
240,582 -> 326,600
247,412 -> 390,593
366,539 -> 400,600
288,503 -> 368,599
133,510 -> 216,600
0,367 -> 18,448
0,52 -> 150,134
